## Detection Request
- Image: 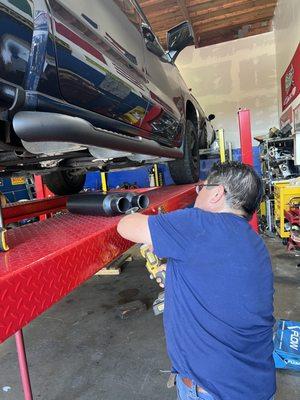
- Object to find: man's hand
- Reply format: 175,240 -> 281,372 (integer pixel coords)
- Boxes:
117,213 -> 153,246
149,264 -> 166,288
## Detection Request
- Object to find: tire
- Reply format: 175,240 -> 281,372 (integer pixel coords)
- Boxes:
168,119 -> 199,184
44,169 -> 86,195
199,123 -> 208,149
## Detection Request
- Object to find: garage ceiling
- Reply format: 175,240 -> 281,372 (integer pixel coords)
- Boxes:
137,0 -> 278,48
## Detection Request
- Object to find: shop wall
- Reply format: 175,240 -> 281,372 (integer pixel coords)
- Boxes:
176,32 -> 279,148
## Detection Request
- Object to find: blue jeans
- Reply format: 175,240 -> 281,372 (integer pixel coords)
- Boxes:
176,375 -> 214,400
176,375 -> 275,400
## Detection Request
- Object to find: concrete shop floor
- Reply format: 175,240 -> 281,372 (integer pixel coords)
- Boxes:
0,237 -> 299,400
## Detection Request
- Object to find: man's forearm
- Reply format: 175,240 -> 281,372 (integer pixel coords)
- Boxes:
117,214 -> 152,246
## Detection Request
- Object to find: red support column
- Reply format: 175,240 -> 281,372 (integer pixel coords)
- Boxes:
237,109 -> 259,232
34,175 -> 53,220
15,330 -> 33,400
34,176 -> 53,199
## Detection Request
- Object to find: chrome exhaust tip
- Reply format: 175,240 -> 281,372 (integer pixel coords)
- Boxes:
132,194 -> 150,210
113,196 -> 131,214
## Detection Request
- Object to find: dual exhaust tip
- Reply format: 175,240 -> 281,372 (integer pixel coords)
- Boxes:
67,192 -> 150,217
110,193 -> 150,214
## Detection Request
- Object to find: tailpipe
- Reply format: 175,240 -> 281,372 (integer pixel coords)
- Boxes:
132,194 -> 149,210
113,192 -> 150,210
13,112 -> 183,159
67,193 -> 131,216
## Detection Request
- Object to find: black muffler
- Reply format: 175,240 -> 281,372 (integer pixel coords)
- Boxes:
67,193 -> 131,216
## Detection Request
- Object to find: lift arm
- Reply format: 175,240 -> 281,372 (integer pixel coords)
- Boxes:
0,184 -> 196,343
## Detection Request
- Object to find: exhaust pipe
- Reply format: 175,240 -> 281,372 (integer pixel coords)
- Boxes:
113,192 -> 150,210
67,193 -> 131,216
132,194 -> 149,209
13,112 -> 183,159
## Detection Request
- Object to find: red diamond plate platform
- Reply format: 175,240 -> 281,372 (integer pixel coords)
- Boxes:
0,184 -> 196,343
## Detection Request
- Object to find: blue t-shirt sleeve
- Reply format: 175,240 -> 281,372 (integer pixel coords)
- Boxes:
148,208 -> 203,260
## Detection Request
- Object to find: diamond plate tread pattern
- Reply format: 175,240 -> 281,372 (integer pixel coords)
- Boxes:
0,185 -> 196,343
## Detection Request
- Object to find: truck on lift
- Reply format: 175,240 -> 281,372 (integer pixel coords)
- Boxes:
0,0 -> 215,195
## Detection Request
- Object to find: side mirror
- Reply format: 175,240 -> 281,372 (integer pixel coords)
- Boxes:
208,114 -> 215,121
167,21 -> 194,55
142,24 -> 166,59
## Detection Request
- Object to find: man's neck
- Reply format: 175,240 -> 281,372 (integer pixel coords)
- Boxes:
219,206 -> 246,218
196,205 -> 246,219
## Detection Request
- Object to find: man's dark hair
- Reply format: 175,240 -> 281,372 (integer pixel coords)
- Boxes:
207,161 -> 263,219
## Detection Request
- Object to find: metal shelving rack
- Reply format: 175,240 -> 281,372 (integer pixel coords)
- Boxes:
259,135 -> 297,234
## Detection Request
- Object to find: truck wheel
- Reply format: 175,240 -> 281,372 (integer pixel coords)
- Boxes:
168,119 -> 199,184
199,123 -> 208,149
44,169 -> 86,195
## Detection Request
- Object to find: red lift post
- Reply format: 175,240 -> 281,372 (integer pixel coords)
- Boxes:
34,175 -> 54,220
238,109 -> 259,232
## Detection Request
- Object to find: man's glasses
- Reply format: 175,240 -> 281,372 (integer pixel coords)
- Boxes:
195,183 -> 227,194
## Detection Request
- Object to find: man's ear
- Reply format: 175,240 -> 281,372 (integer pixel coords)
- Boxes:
210,185 -> 226,204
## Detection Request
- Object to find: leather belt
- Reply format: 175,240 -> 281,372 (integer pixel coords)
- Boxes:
182,377 -> 207,394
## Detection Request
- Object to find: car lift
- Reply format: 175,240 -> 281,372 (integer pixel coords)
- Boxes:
0,182 -> 197,399
0,109 -> 255,400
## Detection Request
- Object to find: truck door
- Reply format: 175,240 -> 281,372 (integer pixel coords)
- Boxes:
0,0 -> 34,89
137,19 -> 185,147
48,0 -> 149,130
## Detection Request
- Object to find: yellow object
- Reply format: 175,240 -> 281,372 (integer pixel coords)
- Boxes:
0,192 -> 9,251
218,129 -> 226,163
153,164 -> 160,187
11,177 -> 26,185
140,244 -> 166,285
0,192 -> 7,207
274,181 -> 300,238
260,201 -> 266,217
140,244 -> 161,273
101,172 -> 108,192
122,106 -> 146,125
0,229 -> 9,252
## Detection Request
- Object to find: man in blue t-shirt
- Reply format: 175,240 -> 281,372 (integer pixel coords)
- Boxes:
117,162 -> 276,400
